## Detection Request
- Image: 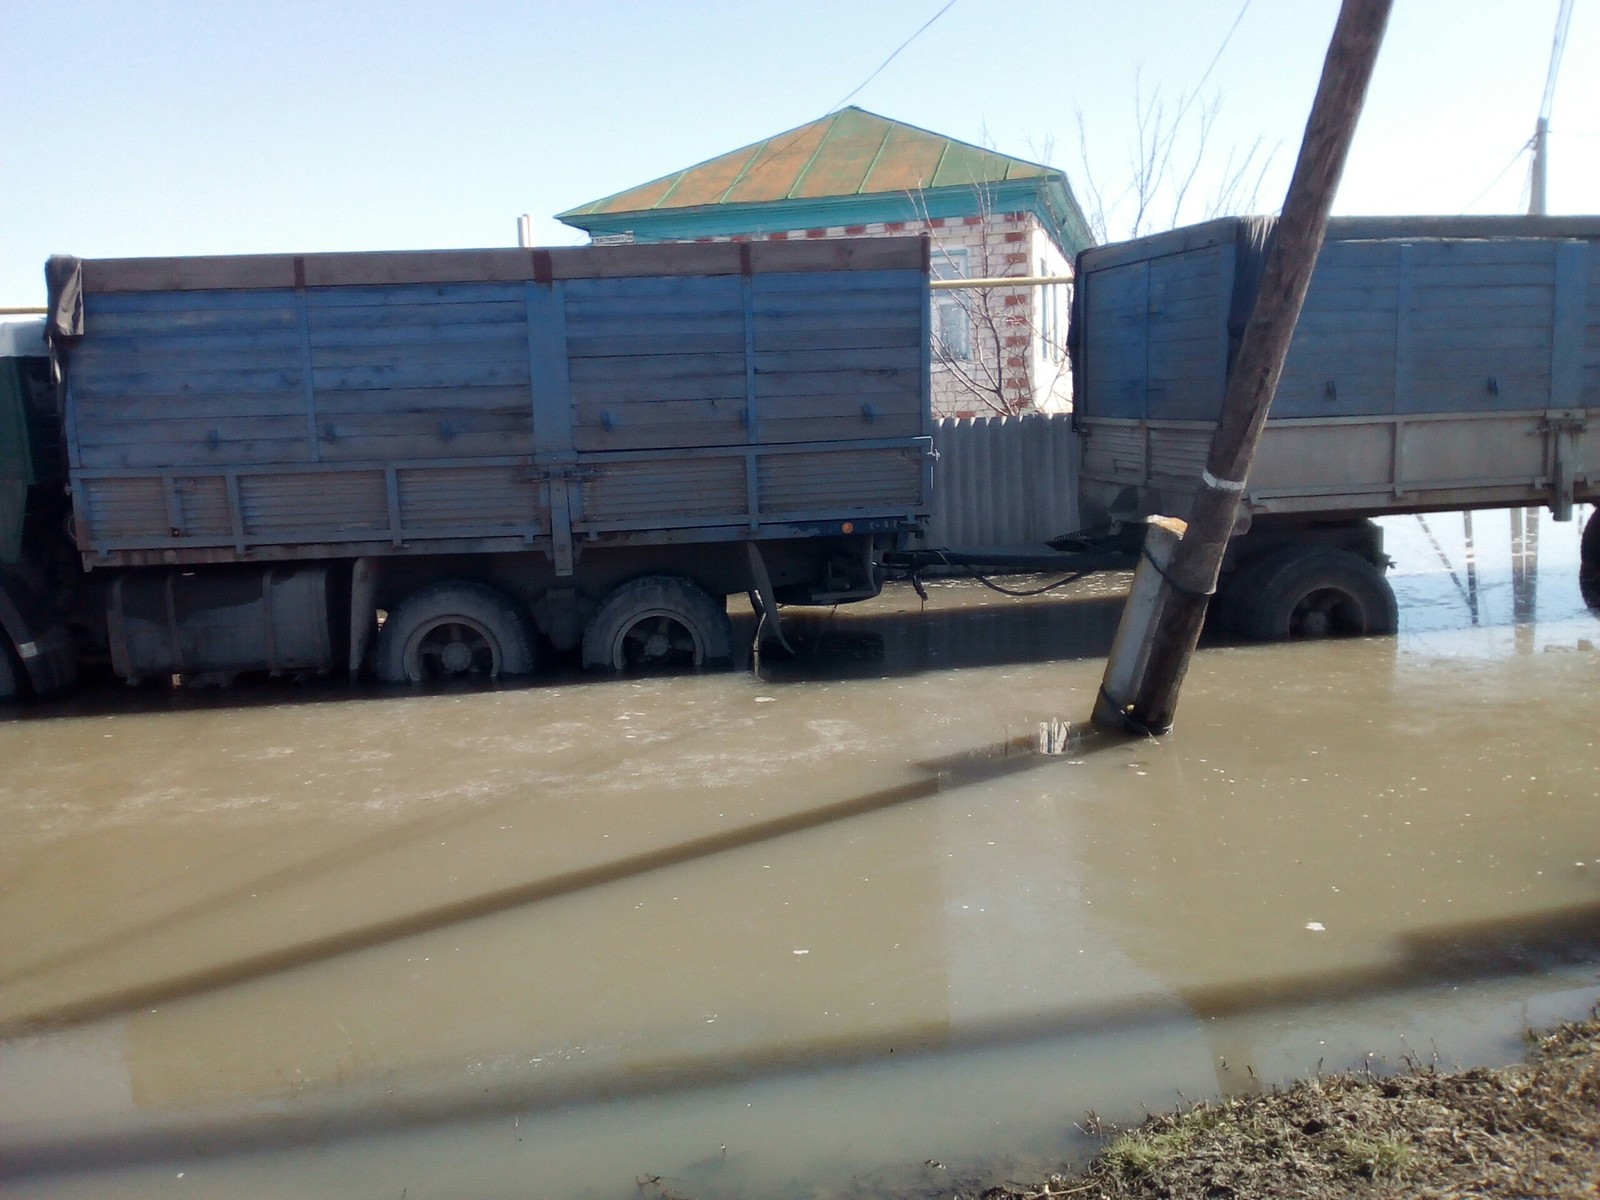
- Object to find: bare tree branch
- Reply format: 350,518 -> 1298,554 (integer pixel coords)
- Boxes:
1072,76 -> 1278,242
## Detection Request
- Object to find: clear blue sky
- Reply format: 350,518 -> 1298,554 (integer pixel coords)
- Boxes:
2,0 -> 1594,303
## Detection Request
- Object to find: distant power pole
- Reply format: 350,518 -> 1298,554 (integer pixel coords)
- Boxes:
1532,0 -> 1573,216
1531,117 -> 1548,216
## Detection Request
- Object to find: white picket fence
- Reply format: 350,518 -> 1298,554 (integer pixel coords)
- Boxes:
923,413 -> 1082,552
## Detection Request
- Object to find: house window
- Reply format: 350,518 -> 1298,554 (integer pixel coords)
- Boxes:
932,246 -> 971,363
1040,255 -> 1066,363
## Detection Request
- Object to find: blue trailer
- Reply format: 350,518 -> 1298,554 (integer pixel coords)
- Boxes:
1071,215 -> 1600,638
0,236 -> 933,693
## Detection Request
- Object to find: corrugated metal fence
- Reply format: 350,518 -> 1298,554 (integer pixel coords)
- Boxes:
923,413 -> 1081,551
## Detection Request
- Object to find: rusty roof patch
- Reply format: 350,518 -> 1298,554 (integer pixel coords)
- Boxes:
859,124 -> 952,193
721,118 -> 833,205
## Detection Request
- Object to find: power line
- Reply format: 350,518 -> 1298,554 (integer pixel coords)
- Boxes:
832,0 -> 959,112
1171,0 -> 1254,127
1460,138 -> 1533,213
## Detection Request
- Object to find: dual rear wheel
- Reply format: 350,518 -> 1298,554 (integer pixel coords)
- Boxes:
374,575 -> 732,683
579,575 -> 732,671
376,582 -> 536,683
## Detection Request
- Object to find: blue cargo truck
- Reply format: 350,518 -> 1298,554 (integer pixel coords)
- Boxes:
1071,215 -> 1600,638
0,236 -> 933,696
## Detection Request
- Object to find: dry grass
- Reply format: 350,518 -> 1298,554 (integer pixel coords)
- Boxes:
974,1009 -> 1600,1200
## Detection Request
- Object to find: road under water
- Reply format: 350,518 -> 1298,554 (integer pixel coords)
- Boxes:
1,506 -> 1597,1199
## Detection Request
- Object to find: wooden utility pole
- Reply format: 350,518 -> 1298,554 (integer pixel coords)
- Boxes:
1093,0 -> 1393,735
1531,117 -> 1549,216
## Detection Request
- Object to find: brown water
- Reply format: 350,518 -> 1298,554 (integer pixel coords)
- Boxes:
1,507 -> 1597,1199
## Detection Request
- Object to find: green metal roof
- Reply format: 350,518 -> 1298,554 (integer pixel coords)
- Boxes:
559,107 -> 1060,218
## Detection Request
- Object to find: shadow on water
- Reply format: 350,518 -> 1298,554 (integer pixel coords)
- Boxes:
8,893 -> 1600,1180
0,727 -> 1136,1039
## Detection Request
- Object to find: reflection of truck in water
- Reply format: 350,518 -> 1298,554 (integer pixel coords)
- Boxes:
0,237 -> 933,697
1071,215 -> 1600,639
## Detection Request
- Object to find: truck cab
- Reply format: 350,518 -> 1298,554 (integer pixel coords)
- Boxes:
0,319 -> 78,698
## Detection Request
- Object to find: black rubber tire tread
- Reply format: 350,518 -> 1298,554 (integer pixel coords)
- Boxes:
1236,546 -> 1398,641
0,642 -> 18,701
375,581 -> 535,683
1582,508 -> 1600,568
1207,553 -> 1281,640
581,575 -> 732,671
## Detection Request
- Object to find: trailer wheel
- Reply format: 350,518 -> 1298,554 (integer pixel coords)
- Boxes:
1236,547 -> 1398,641
1582,508 -> 1600,568
1207,553 -> 1280,639
581,576 -> 732,672
376,582 -> 535,683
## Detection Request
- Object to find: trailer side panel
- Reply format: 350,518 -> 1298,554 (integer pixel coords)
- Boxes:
55,238 -> 933,569
1075,216 -> 1599,524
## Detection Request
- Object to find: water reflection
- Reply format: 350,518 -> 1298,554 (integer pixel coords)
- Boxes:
1,506 -> 1596,1200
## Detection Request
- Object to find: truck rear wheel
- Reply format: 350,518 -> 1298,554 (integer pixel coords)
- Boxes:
0,643 -> 18,701
1582,508 -> 1600,568
376,582 -> 535,683
1208,553 -> 1281,639
1236,547 -> 1398,641
581,576 -> 732,672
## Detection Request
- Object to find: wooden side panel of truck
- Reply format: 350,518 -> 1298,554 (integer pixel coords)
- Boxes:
1073,215 -> 1599,527
55,237 -> 932,569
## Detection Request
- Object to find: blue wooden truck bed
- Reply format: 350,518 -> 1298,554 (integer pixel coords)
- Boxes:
1072,215 -> 1599,526
47,237 -> 934,573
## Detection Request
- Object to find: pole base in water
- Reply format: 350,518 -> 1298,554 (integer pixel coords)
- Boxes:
1092,516 -> 1187,735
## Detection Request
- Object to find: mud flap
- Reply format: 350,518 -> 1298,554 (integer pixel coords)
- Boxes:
744,541 -> 794,655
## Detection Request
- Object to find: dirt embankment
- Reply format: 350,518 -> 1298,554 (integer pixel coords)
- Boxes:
980,1010 -> 1600,1200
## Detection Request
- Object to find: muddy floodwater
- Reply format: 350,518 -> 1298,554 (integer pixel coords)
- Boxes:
2,507 -> 1597,1199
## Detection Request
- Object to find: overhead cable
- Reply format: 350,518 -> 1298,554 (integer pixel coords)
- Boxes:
832,0 -> 959,112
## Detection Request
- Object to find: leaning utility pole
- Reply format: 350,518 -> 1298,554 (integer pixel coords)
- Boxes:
1531,0 -> 1574,218
1531,116 -> 1549,216
1093,0 -> 1393,735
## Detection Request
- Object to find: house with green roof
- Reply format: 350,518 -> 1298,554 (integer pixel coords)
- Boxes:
558,108 -> 1094,418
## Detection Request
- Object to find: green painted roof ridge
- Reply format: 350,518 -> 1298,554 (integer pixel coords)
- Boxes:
713,141 -> 770,206
787,110 -> 843,201
653,165 -> 695,210
927,140 -> 954,192
855,118 -> 896,197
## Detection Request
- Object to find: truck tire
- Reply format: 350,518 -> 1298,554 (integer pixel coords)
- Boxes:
376,582 -> 535,683
1582,508 -> 1600,568
0,642 -> 18,701
1207,553 -> 1281,640
581,576 -> 732,671
1236,547 -> 1398,641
